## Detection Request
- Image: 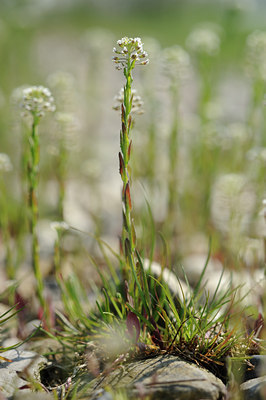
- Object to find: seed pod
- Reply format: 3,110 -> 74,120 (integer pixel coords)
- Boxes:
119,152 -> 125,177
128,115 -> 132,130
128,140 -> 132,160
125,182 -> 132,210
118,236 -> 123,256
122,210 -> 128,230
121,104 -> 125,122
122,121 -> 126,135
125,238 -> 131,262
131,221 -> 136,247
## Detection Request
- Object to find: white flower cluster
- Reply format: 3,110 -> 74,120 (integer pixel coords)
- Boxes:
246,30 -> 266,81
113,88 -> 144,114
0,153 -> 12,172
187,27 -> 220,56
113,37 -> 149,70
162,45 -> 191,82
21,86 -> 56,118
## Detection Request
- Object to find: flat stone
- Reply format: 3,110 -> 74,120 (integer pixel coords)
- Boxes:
13,393 -> 53,400
241,376 -> 266,400
0,349 -> 47,398
92,354 -> 226,400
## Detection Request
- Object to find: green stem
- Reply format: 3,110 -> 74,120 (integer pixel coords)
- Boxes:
120,61 -> 137,279
28,118 -> 46,313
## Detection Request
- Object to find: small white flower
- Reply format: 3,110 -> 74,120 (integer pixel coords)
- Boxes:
187,27 -> 220,56
21,85 -> 56,118
0,153 -> 12,172
113,37 -> 149,70
50,221 -> 69,233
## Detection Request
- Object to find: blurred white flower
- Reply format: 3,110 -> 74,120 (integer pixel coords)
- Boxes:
246,147 -> 266,163
47,71 -> 75,93
239,237 -> 265,267
82,27 -> 115,53
201,122 -> 221,149
113,87 -> 144,114
0,153 -> 12,172
97,323 -> 130,359
11,85 -> 29,108
217,122 -> 251,150
21,85 -> 55,118
246,30 -> 266,81
113,37 -> 149,70
162,45 -> 191,83
222,0 -> 254,12
50,221 -> 69,234
187,27 -> 220,56
226,122 -> 250,143
142,36 -> 161,62
210,173 -> 256,235
47,71 -> 76,112
53,112 -> 80,150
263,199 -> 266,221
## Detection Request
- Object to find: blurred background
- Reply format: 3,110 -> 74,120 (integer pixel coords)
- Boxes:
0,0 -> 265,302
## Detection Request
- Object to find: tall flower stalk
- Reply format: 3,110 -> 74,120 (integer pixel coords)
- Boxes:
113,37 -> 149,280
21,86 -> 55,315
